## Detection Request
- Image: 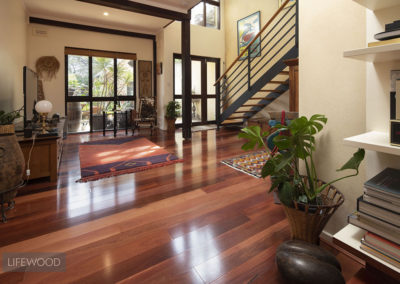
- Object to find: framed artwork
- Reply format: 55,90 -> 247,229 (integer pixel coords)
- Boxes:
237,11 -> 261,60
138,60 -> 152,98
278,0 -> 295,8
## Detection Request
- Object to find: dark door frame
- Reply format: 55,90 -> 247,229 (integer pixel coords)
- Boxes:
173,53 -> 220,127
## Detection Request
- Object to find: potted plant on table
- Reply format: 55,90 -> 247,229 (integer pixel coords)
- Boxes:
165,101 -> 181,133
0,107 -> 23,134
239,114 -> 365,244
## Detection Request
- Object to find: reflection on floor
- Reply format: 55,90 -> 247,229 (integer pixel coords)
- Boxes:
0,129 -> 389,283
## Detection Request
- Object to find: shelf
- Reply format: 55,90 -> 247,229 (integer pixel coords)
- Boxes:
333,224 -> 400,277
343,131 -> 400,156
353,0 -> 400,11
343,43 -> 400,62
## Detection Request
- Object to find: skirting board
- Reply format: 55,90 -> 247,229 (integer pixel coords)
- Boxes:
321,230 -> 334,243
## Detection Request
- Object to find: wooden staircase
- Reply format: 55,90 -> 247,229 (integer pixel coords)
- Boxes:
214,0 -> 298,127
222,69 -> 292,125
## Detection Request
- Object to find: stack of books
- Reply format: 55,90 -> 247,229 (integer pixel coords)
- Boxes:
348,168 -> 400,268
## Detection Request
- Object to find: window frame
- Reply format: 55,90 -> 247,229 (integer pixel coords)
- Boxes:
65,47 -> 137,133
191,0 -> 221,30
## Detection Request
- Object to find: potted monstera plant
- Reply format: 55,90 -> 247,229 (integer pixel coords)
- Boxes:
165,101 -> 181,133
239,114 -> 365,243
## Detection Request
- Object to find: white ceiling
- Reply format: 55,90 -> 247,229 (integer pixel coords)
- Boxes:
24,0 -> 201,34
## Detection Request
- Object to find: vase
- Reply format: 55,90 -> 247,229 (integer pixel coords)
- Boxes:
281,179 -> 344,244
0,133 -> 25,206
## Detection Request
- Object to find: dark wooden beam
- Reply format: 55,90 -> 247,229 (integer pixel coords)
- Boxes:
77,0 -> 190,21
29,17 -> 155,40
153,39 -> 157,125
181,17 -> 192,139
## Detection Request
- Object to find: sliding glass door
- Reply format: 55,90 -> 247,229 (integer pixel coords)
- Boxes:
65,48 -> 136,133
173,54 -> 220,126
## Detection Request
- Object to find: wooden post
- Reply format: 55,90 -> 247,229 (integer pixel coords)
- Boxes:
181,16 -> 192,139
284,58 -> 299,112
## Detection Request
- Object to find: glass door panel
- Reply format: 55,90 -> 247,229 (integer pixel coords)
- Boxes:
68,55 -> 89,97
92,101 -> 114,131
117,59 -> 134,97
191,60 -> 202,95
192,99 -> 202,123
207,61 -> 216,95
93,57 -> 114,97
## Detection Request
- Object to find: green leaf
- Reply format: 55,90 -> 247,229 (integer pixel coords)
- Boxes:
275,151 -> 294,172
337,148 -> 365,172
238,126 -> 269,150
278,182 -> 294,207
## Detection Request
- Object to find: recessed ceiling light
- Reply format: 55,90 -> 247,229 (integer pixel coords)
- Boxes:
103,12 -> 109,16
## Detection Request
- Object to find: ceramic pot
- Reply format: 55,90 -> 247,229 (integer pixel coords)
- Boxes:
0,134 -> 25,201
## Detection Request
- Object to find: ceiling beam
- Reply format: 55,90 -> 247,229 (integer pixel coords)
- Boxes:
77,0 -> 190,21
30,17 -> 155,40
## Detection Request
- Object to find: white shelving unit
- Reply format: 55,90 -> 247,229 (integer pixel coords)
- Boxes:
344,131 -> 400,156
353,0 -> 400,11
345,1 -> 400,62
339,0 -> 400,279
343,44 -> 400,62
333,224 -> 400,274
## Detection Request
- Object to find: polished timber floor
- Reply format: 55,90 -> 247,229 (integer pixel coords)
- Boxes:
0,129 -> 389,283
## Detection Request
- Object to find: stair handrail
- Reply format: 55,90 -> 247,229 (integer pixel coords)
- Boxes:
214,0 -> 291,86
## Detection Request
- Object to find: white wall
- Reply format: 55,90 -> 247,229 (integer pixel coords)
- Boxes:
27,24 -> 154,116
0,0 -> 27,112
157,1 -> 225,130
299,0 -> 366,235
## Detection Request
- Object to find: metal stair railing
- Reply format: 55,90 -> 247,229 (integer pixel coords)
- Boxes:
214,0 -> 298,125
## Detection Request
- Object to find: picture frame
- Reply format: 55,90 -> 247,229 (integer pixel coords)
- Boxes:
237,11 -> 261,60
138,60 -> 152,98
278,0 -> 295,8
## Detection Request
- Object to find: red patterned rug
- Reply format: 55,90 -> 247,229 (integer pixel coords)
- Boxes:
78,136 -> 183,182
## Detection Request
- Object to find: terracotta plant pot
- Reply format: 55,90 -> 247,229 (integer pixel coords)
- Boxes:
281,180 -> 344,244
166,117 -> 176,134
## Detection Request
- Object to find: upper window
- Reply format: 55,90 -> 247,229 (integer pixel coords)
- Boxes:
191,0 -> 220,29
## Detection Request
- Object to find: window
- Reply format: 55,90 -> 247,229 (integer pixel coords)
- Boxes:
65,47 -> 136,133
190,0 -> 220,29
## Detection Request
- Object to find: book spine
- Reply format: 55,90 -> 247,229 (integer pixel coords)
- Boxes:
361,242 -> 400,268
364,236 -> 400,260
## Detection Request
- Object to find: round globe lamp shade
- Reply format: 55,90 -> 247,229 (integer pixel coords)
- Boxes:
35,100 -> 53,114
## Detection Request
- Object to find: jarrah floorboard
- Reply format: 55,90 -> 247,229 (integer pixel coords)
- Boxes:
0,129 -> 374,283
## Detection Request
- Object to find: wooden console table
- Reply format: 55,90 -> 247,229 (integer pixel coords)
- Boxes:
17,119 -> 66,182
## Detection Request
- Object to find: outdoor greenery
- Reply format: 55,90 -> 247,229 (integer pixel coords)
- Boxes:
0,107 -> 23,125
68,55 -> 135,114
165,101 -> 181,119
239,114 -> 365,207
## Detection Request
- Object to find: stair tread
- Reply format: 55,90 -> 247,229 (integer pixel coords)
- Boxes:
269,80 -> 289,85
258,89 -> 285,93
279,71 -> 289,75
248,97 -> 274,100
228,115 -> 250,119
242,104 -> 265,107
234,110 -> 258,113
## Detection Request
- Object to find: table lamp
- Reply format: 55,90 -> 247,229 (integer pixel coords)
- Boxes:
35,100 -> 53,134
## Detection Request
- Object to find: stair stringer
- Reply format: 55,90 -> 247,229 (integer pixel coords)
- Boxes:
220,46 -> 298,123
